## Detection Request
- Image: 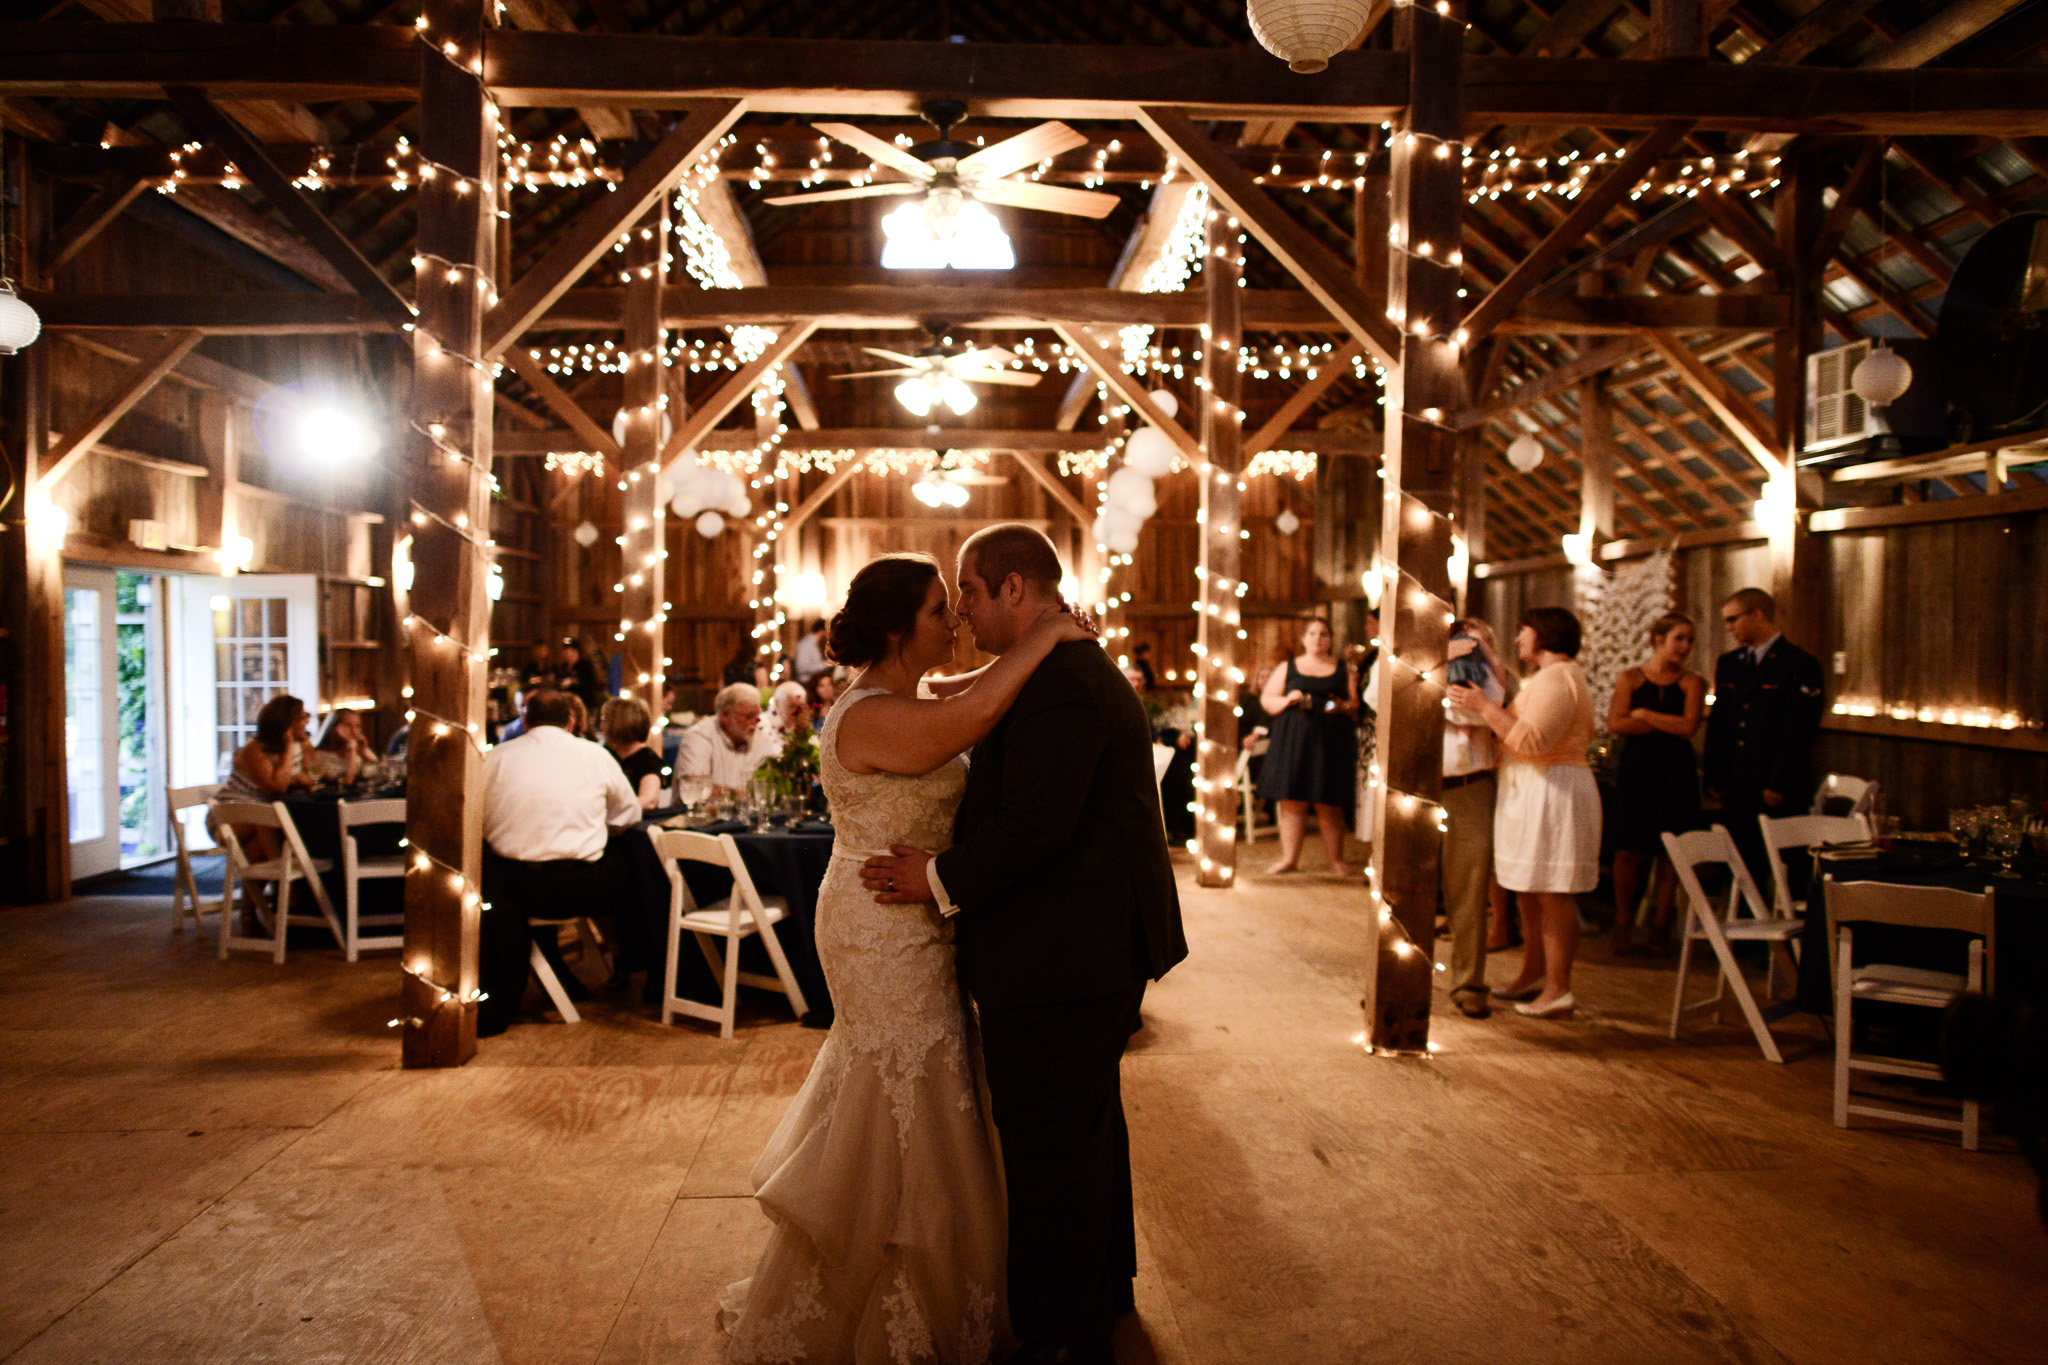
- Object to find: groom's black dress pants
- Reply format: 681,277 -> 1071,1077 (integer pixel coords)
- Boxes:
979,982 -> 1146,1348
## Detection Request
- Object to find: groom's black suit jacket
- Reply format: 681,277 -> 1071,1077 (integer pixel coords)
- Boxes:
934,640 -> 1187,1011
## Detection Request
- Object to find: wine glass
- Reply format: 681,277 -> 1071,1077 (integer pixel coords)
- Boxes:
1984,812 -> 2023,877
1949,807 -> 1980,851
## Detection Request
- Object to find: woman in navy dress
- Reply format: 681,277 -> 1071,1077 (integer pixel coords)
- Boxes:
1256,618 -> 1360,875
1607,613 -> 1706,954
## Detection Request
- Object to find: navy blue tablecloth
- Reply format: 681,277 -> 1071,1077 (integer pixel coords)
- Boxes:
619,819 -> 838,1025
1796,846 -> 2048,1013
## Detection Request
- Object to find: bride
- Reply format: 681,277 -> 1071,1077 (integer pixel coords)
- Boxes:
720,551 -> 1092,1364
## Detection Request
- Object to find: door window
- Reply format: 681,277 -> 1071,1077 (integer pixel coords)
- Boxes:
211,594 -> 292,780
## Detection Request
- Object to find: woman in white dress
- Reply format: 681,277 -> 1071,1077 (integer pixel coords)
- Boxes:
1446,605 -> 1599,1021
721,552 -> 1091,1365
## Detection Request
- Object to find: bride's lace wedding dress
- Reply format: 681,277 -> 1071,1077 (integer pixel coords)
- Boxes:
720,686 -> 1009,1364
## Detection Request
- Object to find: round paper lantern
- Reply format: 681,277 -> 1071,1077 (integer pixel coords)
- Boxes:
1248,0 -> 1374,74
694,510 -> 725,539
1105,466 -> 1157,520
0,284 -> 41,356
1851,345 -> 1913,406
1506,433 -> 1545,473
572,520 -> 600,548
1146,388 -> 1180,420
725,493 -> 752,521
1275,508 -> 1302,536
1093,507 -> 1142,554
1122,426 -> 1177,479
670,462 -> 728,518
611,406 -> 673,447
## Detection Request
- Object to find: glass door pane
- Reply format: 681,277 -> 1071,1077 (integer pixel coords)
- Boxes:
63,567 -> 122,879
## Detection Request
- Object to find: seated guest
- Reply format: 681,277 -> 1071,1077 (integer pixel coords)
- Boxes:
214,693 -> 318,861
309,707 -> 378,786
807,669 -> 840,717
675,682 -> 780,791
476,690 -> 641,1036
563,692 -> 590,739
769,680 -> 812,742
601,696 -> 668,811
793,618 -> 830,684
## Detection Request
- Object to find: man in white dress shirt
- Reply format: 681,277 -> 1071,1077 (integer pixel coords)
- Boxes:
673,683 -> 780,791
475,690 -> 641,1036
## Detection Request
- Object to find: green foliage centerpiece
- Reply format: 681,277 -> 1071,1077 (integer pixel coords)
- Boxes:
757,726 -> 820,810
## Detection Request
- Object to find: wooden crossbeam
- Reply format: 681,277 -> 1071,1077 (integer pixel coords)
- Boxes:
1698,189 -> 1781,271
164,87 -> 416,332
660,321 -> 815,465
500,349 -> 622,461
1006,452 -> 1093,526
1133,106 -> 1401,366
782,457 -> 866,536
1504,292 -> 1789,333
1811,139 -> 1885,269
1049,324 -> 1201,462
1646,331 -> 1782,472
1244,340 -> 1365,457
1748,0 -> 1880,66
1461,121 -> 1694,343
1454,338 -> 1645,428
1524,0 -> 1631,57
482,98 -> 743,358
40,172 -> 149,275
39,330 -> 202,488
1527,197 -> 1707,299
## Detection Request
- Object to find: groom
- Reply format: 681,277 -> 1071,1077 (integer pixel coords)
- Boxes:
863,524 -> 1186,1365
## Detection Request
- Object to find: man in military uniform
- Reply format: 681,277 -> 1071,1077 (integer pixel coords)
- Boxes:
1703,587 -> 1825,888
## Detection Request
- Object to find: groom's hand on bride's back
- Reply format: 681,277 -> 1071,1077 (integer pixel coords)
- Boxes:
860,845 -> 933,904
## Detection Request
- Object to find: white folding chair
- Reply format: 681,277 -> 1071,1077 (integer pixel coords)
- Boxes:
1813,772 -> 1878,817
1759,812 -> 1871,918
167,782 -> 222,933
1827,878 -> 1995,1150
648,827 -> 810,1039
211,800 -> 343,963
522,909 -> 615,1026
337,798 -> 408,962
1663,825 -> 1806,1063
1236,729 -> 1270,844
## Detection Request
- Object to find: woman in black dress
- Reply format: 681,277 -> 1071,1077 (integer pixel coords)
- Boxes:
1257,618 -> 1360,875
1607,613 -> 1706,954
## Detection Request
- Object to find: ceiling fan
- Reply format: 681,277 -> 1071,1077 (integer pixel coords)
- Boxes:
912,450 -> 1009,508
763,100 -> 1120,269
833,326 -> 1043,417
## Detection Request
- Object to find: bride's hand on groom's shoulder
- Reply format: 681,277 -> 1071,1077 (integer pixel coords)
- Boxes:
1048,602 -> 1099,643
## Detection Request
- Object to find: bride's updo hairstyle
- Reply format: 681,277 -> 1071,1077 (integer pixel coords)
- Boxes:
826,552 -> 941,667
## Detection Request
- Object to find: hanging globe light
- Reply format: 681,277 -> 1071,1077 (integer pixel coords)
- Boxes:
573,520 -> 600,548
694,510 -> 726,539
1275,508 -> 1302,536
1248,0 -> 1375,74
1506,433 -> 1545,473
1851,344 -> 1913,406
0,283 -> 40,356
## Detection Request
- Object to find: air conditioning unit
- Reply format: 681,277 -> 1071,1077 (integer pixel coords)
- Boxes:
1805,341 -> 1879,452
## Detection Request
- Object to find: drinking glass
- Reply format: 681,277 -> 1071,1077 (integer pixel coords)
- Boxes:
1949,807 -> 1980,850
1985,812 -> 2023,877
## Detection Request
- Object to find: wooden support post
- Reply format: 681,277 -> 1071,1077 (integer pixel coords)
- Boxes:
1193,207 -> 1244,889
1578,374 -> 1615,542
1366,2 -> 1464,1055
400,0 -> 498,1069
0,132 -> 65,904
1772,147 -> 1825,643
193,387 -> 237,556
618,204 -> 668,720
1650,0 -> 1706,60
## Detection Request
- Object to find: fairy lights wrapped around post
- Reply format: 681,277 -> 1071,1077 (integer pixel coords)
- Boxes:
619,203 -> 669,723
1365,0 -> 1466,1054
1193,208 -> 1244,889
400,0 -> 499,1069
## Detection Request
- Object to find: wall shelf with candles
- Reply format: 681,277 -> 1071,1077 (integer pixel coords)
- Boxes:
1823,708 -> 2048,756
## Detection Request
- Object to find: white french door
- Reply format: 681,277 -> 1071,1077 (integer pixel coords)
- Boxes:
63,567 -> 122,879
165,575 -> 320,850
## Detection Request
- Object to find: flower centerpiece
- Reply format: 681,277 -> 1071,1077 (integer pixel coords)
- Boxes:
757,726 -> 821,813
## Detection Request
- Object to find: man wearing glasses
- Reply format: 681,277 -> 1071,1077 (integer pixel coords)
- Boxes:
1703,587 -> 1825,886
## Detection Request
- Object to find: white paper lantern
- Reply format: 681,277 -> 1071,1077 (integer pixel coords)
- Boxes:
726,493 -> 752,521
1122,426 -> 1178,479
694,510 -> 725,539
573,520 -> 600,548
0,284 -> 40,355
670,462 -> 727,518
1105,466 -> 1158,520
1275,508 -> 1302,536
1506,433 -> 1545,473
1093,506 -> 1142,554
1248,0 -> 1374,74
611,406 -> 673,448
1146,388 -> 1180,420
1851,345 -> 1913,406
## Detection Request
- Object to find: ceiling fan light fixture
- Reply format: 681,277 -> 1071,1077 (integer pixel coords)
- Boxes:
939,376 -> 978,416
881,191 -> 1014,271
895,376 -> 937,417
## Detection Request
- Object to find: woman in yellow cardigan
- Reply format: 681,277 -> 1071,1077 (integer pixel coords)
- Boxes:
1447,606 -> 1600,1020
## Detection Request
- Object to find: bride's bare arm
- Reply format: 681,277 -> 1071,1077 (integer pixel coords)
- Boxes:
920,664 -> 992,699
837,614 -> 1094,775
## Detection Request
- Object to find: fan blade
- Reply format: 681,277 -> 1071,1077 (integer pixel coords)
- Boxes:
956,121 -> 1089,181
761,182 -> 923,207
951,369 -> 1042,388
949,470 -> 1012,485
971,178 -> 1120,219
830,368 -> 921,381
954,347 -> 1021,369
813,123 -> 937,181
860,348 -> 928,366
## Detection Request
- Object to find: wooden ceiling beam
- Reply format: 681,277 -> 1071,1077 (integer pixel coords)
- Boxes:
500,348 -> 624,461
482,97 -> 744,358
1243,340 -> 1365,457
1502,292 -> 1789,333
661,321 -> 816,464
39,330 -> 203,488
39,172 -> 151,275
545,284 -> 1348,331
1049,323 -> 1201,462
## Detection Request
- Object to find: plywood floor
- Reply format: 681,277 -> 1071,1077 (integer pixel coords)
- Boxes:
4,849 -> 2043,1364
